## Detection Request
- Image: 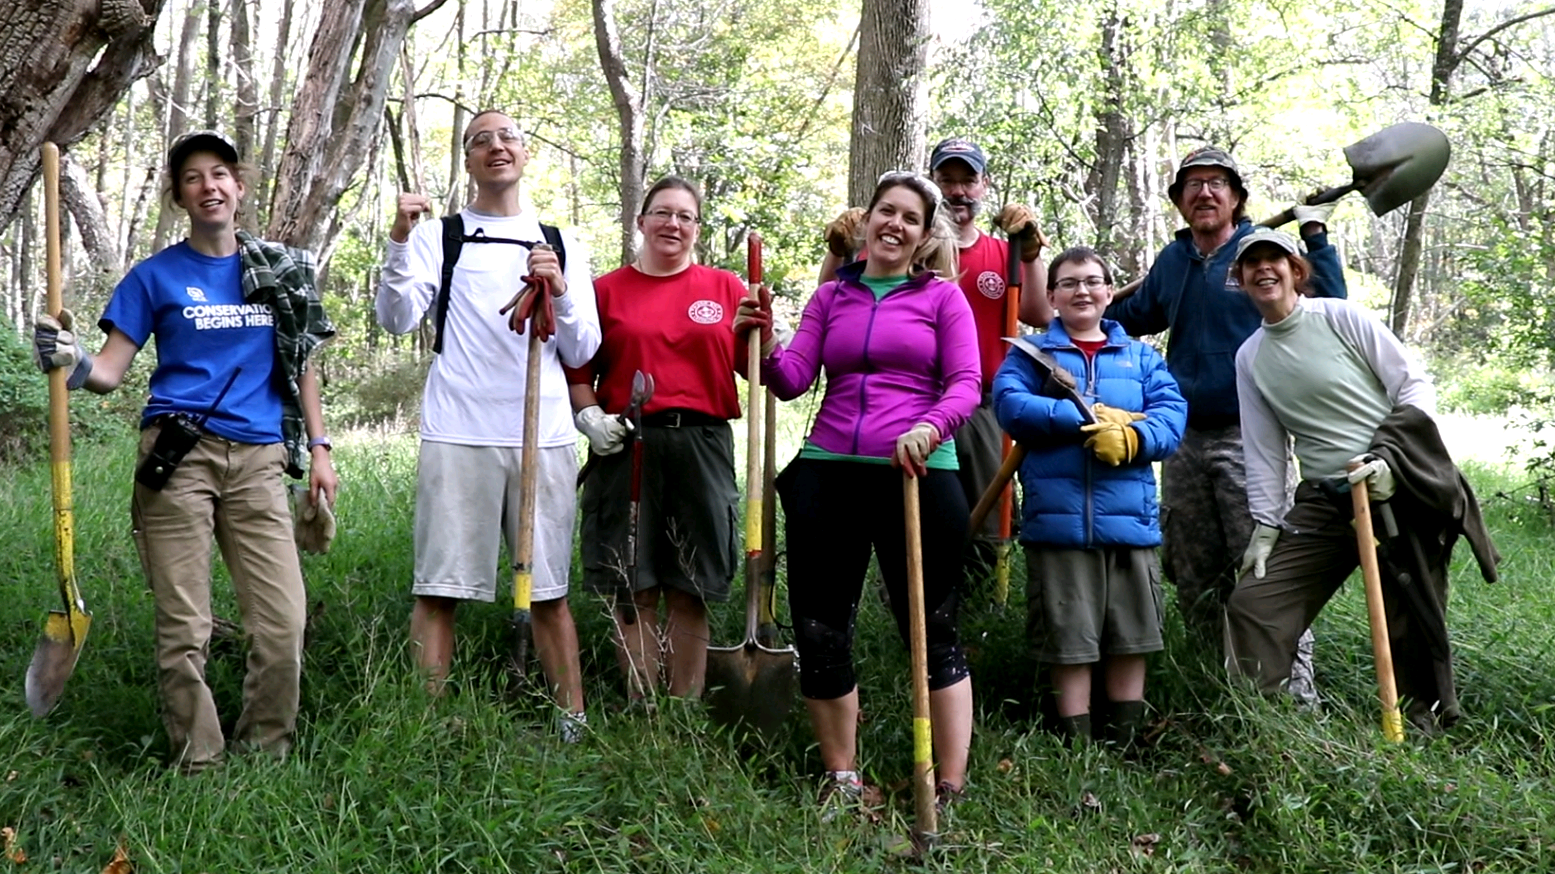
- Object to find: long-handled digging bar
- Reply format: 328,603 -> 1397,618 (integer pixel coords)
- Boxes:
1112,121 -> 1451,301
25,142 -> 92,718
903,472 -> 937,853
617,369 -> 655,697
707,233 -> 797,741
1349,464 -> 1406,743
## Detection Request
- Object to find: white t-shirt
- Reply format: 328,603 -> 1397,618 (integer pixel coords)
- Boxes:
376,208 -> 600,447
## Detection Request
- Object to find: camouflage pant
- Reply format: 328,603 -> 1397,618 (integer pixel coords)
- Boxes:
1162,425 -> 1317,705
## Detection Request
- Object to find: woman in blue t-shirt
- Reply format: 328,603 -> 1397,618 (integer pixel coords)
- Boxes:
32,130 -> 336,773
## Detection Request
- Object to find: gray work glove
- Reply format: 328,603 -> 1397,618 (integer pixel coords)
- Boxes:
575,404 -> 631,455
33,308 -> 93,390
1239,523 -> 1281,580
1347,453 -> 1396,502
294,489 -> 337,555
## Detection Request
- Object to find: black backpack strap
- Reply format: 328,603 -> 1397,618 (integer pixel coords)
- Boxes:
433,214 -> 464,354
540,223 -> 567,274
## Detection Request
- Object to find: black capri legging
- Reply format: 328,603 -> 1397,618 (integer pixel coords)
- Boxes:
776,457 -> 970,700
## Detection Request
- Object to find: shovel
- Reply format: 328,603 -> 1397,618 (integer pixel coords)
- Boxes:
903,473 -> 937,852
506,261 -> 552,683
990,230 -> 1028,606
25,142 -> 92,718
1349,465 -> 1405,743
1114,121 -> 1451,299
706,233 -> 797,740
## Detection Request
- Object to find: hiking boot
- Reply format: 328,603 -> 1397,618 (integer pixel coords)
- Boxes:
1103,700 -> 1146,751
935,780 -> 965,816
818,770 -> 864,823
559,710 -> 588,744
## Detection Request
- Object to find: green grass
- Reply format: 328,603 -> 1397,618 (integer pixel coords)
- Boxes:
3,429 -> 1555,872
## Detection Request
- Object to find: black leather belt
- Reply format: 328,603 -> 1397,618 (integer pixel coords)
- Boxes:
641,409 -> 725,428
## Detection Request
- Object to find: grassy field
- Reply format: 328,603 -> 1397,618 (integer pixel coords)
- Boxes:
2,422 -> 1554,872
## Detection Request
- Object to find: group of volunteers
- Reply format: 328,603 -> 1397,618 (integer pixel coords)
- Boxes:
31,110 -> 1493,808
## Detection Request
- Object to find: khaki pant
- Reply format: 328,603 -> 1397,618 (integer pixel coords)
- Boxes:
131,425 -> 306,770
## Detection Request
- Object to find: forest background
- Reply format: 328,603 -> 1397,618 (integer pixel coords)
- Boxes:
3,1 -> 1555,871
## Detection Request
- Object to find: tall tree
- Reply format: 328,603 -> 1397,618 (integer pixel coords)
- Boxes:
0,0 -> 167,235
592,0 -> 647,265
847,0 -> 930,208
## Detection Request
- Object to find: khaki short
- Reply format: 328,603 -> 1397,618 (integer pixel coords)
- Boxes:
1024,545 -> 1164,664
412,441 -> 578,602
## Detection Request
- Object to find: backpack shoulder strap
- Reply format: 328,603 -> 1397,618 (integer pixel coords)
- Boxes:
434,213 -> 464,354
540,223 -> 567,274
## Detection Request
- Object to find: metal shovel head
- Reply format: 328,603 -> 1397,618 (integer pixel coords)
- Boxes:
25,605 -> 91,717
1343,122 -> 1451,217
705,639 -> 797,741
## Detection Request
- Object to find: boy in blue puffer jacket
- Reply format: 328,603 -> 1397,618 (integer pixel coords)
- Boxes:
994,247 -> 1187,746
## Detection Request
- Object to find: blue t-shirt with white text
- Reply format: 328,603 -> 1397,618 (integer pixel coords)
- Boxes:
100,241 -> 282,444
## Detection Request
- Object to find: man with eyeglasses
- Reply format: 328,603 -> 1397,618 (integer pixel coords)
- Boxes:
376,109 -> 601,739
1105,146 -> 1346,704
820,140 -> 1054,582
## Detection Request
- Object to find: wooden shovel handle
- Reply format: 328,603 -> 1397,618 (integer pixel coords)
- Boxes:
903,473 -> 937,844
1348,464 -> 1404,743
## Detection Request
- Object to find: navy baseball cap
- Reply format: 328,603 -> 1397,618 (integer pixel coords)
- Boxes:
929,138 -> 987,175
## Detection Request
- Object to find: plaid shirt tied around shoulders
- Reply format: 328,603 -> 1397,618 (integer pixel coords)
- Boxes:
236,230 -> 336,478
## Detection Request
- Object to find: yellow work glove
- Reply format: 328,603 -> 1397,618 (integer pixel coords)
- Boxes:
1079,420 -> 1139,466
993,203 -> 1050,262
1091,403 -> 1147,428
824,207 -> 866,258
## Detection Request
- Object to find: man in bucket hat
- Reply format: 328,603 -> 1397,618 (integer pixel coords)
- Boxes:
1106,145 -> 1345,703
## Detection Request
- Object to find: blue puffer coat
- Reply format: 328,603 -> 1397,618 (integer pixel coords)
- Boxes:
992,318 -> 1187,548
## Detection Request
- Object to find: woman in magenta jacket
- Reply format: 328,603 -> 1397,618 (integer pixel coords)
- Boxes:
735,172 -> 981,813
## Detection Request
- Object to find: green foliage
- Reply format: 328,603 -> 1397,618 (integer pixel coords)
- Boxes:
1435,356 -> 1551,416
0,320 -> 49,462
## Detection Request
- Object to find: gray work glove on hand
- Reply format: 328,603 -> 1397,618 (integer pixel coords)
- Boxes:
893,422 -> 941,478
992,204 -> 1050,262
824,208 -> 866,259
33,308 -> 93,390
1347,453 -> 1396,502
294,489 -> 337,555
575,404 -> 631,456
1239,523 -> 1281,580
1293,201 -> 1338,229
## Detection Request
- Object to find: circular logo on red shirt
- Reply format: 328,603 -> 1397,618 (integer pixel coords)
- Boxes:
688,300 -> 724,324
976,271 -> 1005,300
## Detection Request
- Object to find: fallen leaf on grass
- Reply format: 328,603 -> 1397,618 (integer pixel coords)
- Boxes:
2,827 -> 25,864
1217,761 -> 1232,776
101,840 -> 132,874
996,758 -> 1014,773
1080,791 -> 1101,812
1131,833 -> 1161,857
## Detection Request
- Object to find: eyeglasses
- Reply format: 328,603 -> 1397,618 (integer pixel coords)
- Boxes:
1054,276 -> 1109,291
463,126 -> 523,154
644,208 -> 699,226
1182,177 -> 1231,193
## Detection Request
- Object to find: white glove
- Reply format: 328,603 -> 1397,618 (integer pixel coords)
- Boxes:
1293,201 -> 1337,228
33,309 -> 93,390
893,422 -> 940,477
771,313 -> 794,354
575,405 -> 631,456
1238,523 -> 1281,580
1347,454 -> 1396,502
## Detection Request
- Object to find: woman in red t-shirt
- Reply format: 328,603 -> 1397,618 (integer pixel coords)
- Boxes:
570,176 -> 751,701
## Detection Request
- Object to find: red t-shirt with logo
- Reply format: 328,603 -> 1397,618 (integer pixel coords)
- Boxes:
957,232 -> 1015,390
572,263 -> 750,419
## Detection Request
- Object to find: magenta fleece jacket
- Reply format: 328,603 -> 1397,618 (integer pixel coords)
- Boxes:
764,262 -> 981,459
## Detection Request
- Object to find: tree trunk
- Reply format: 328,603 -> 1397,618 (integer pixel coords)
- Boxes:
231,0 -> 260,231
59,152 -> 122,275
153,3 -> 204,252
266,0 -> 421,253
847,0 -> 930,209
592,0 -> 646,265
0,0 -> 167,236
205,0 -> 222,128
1087,7 -> 1130,258
259,0 -> 296,216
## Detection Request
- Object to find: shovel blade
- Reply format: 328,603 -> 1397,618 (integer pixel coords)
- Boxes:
1343,122 -> 1451,216
705,643 -> 797,742
25,608 -> 91,717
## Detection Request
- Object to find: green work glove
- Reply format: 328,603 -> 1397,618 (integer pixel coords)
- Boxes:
1079,420 -> 1139,466
1239,523 -> 1281,580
